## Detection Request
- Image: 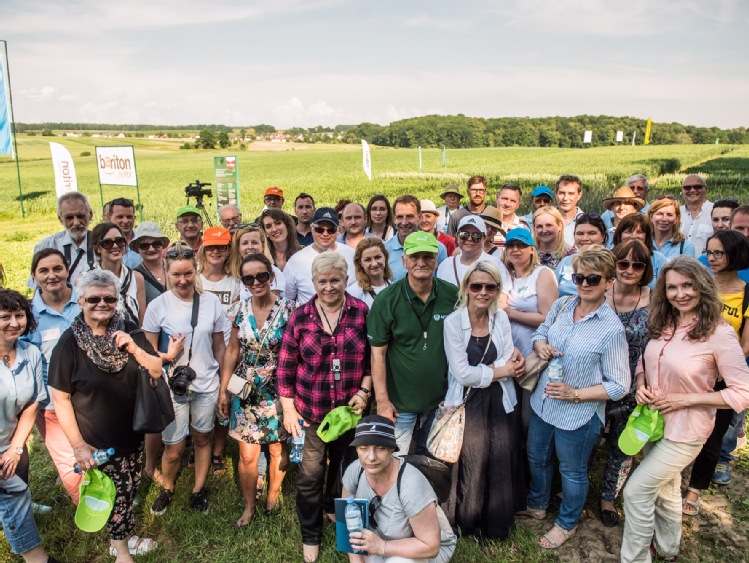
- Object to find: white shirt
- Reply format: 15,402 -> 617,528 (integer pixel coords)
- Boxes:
28,230 -> 94,288
436,252 -> 510,288
200,274 -> 241,344
680,200 -> 714,256
347,282 -> 390,309
562,208 -> 585,248
283,244 -> 356,305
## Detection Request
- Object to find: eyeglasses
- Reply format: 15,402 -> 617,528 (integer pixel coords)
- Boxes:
84,296 -> 118,305
206,245 -> 229,253
369,495 -> 382,531
98,237 -> 127,250
704,250 -> 726,259
165,248 -> 195,259
313,225 -> 337,235
571,273 -> 603,286
468,282 -> 499,293
655,195 -> 678,201
220,215 -> 242,225
177,217 -> 202,225
682,185 -> 705,192
138,240 -> 164,251
458,231 -> 484,243
617,260 -> 647,273
241,272 -> 272,286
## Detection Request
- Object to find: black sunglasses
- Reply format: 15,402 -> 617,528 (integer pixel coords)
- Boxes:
368,495 -> 382,531
84,296 -> 118,304
458,231 -> 484,243
682,184 -> 705,191
572,273 -> 603,286
313,225 -> 337,235
241,272 -> 272,286
655,195 -> 678,201
98,237 -> 127,250
165,248 -> 195,259
468,282 -> 499,293
617,260 -> 646,273
110,197 -> 134,207
138,240 -> 164,251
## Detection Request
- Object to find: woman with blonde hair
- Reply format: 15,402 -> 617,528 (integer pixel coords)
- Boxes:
347,238 -> 393,307
532,206 -> 575,271
647,197 -> 696,259
229,224 -> 285,297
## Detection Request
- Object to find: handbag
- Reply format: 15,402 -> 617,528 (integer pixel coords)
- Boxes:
427,315 -> 495,463
133,365 -> 176,433
518,296 -> 573,392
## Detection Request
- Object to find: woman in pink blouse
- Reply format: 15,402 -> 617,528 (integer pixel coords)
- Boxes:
621,256 -> 749,562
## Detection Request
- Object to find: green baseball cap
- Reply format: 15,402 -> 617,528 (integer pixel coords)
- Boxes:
403,231 -> 438,255
317,406 -> 362,443
176,205 -> 201,219
75,468 -> 116,532
618,405 -> 664,456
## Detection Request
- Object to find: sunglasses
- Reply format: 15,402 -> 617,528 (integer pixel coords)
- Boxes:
458,231 -> 484,243
505,242 -> 531,250
572,273 -> 603,286
165,248 -> 195,259
84,296 -> 118,305
313,225 -> 337,235
110,197 -> 134,207
241,272 -> 272,286
617,260 -> 646,273
578,212 -> 601,221
237,223 -> 261,230
98,237 -> 127,250
138,240 -> 164,251
655,195 -> 678,201
468,282 -> 499,293
206,245 -> 229,253
369,495 -> 382,531
682,185 -> 705,192
704,250 -> 726,259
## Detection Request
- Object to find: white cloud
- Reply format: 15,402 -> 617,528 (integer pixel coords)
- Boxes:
272,97 -> 348,127
17,86 -> 57,102
403,15 -> 471,30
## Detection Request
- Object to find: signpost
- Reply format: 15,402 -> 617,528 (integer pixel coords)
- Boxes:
95,145 -> 143,220
213,156 -> 241,220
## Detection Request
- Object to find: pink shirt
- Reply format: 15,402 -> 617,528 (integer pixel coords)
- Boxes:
640,321 -> 749,443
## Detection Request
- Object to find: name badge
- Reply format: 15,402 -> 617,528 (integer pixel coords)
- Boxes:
41,328 -> 61,342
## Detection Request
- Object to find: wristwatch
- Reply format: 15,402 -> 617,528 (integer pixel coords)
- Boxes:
572,390 -> 581,404
13,446 -> 23,456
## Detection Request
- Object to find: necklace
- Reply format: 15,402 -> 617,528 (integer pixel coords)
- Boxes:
2,354 -> 10,368
612,283 -> 643,315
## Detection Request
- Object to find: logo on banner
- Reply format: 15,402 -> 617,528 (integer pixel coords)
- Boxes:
50,142 -> 78,196
95,146 -> 137,186
226,157 -> 236,171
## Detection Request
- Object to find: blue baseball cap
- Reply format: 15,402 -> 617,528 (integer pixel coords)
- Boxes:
531,186 -> 554,199
505,228 -> 535,247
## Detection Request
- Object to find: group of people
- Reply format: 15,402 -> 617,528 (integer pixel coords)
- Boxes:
2,173 -> 749,563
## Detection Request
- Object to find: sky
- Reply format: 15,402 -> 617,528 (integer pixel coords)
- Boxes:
2,0 -> 748,129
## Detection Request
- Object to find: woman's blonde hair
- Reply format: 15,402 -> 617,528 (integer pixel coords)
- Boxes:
571,245 -> 616,280
165,241 -> 202,294
456,260 -> 504,314
354,238 -> 393,292
197,244 -> 232,277
229,225 -> 273,278
648,256 -> 722,341
647,198 -> 685,243
532,206 -> 569,260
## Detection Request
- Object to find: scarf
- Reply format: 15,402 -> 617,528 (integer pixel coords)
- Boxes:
70,311 -> 130,373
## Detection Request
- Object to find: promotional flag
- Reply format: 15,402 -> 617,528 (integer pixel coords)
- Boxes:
644,118 -> 652,145
616,131 -> 624,143
0,55 -> 12,155
442,146 -> 446,168
583,130 -> 593,144
632,131 -> 637,146
95,146 -> 137,186
418,146 -> 422,172
49,142 -> 78,196
361,140 -> 372,181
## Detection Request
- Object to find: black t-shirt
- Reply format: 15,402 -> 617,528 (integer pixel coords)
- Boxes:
48,322 -> 158,454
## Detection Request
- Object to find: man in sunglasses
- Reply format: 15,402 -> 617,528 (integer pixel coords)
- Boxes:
520,185 -> 555,229
680,174 -> 714,257
105,198 -> 141,269
437,216 -> 507,287
284,207 -> 356,304
555,175 -> 585,247
175,206 -> 204,251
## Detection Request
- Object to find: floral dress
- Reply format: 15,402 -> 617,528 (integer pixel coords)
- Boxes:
229,296 -> 296,444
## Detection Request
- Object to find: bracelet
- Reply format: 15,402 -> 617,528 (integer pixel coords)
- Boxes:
381,540 -> 386,556
359,387 -> 371,396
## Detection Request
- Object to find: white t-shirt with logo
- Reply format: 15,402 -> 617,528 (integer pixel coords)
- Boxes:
436,252 -> 510,288
200,274 -> 241,344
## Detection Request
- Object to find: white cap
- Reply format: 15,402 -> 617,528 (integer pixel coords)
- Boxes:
457,215 -> 486,234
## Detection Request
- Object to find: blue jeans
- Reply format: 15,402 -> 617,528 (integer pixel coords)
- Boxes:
394,408 -> 436,456
527,410 -> 602,531
719,409 -> 746,463
0,475 -> 42,554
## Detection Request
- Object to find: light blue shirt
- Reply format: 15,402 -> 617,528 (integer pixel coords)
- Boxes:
653,239 -> 696,260
601,202 -> 650,230
385,235 -> 448,282
530,296 -> 630,431
20,289 -> 80,410
555,255 -> 577,297
336,231 -> 375,244
123,247 -> 142,269
0,341 -> 46,451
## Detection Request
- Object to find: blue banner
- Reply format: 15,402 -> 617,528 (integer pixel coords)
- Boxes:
0,59 -> 12,155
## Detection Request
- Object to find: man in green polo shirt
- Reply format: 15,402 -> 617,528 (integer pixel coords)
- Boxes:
368,231 -> 459,455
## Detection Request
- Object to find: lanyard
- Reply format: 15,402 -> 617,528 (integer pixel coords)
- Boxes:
318,302 -> 344,381
403,282 -> 437,351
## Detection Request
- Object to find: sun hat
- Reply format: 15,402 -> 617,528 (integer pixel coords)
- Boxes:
419,200 -> 440,215
75,469 -> 116,532
129,222 -> 170,251
505,228 -> 535,247
602,186 -> 646,211
682,174 -> 706,188
317,406 -> 362,443
311,207 -> 340,227
480,206 -> 503,230
202,226 -> 231,247
403,231 -> 438,255
264,186 -> 284,197
618,404 -> 664,456
176,205 -> 201,219
531,186 -> 554,199
440,184 -> 463,200
457,215 -> 487,234
350,415 -> 399,451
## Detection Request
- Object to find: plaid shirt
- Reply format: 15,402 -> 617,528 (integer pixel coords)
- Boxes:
277,293 -> 370,423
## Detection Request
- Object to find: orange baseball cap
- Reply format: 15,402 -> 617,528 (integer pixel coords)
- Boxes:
264,186 -> 284,198
202,226 -> 231,246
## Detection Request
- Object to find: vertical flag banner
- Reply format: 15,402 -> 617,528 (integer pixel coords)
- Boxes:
583,130 -> 593,144
361,140 -> 372,181
49,142 -> 78,196
418,146 -> 422,172
632,131 -> 637,146
213,156 -> 240,216
644,118 -> 652,145
442,146 -> 446,168
616,131 -> 624,143
0,54 -> 11,155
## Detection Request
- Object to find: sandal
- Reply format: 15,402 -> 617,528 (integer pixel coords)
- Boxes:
108,536 -> 158,556
516,508 -> 547,520
682,487 -> 701,516
650,540 -> 678,561
538,524 -> 577,549
211,454 -> 226,475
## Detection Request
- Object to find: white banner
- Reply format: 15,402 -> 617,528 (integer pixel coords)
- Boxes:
583,130 -> 593,144
49,142 -> 78,197
616,131 -> 624,142
96,145 -> 137,186
361,140 -> 372,181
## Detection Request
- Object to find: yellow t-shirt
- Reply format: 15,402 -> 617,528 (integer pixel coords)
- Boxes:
720,289 -> 749,336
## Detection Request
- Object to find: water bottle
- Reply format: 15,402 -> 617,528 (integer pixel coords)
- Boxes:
290,419 -> 305,464
547,357 -> 564,384
74,447 -> 115,473
345,496 -> 364,554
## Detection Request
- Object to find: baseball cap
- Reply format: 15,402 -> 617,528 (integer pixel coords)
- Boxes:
75,469 -> 116,532
202,226 -> 231,247
682,174 -> 706,188
440,184 -> 463,200
264,186 -> 284,197
419,199 -> 439,215
505,228 -> 535,247
618,405 -> 664,456
176,206 -> 201,219
311,207 -> 340,227
317,406 -> 362,443
531,186 -> 554,199
350,415 -> 399,451
457,215 -> 487,234
403,231 -> 439,255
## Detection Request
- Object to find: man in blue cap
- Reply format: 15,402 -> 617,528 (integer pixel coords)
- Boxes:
520,186 -> 555,229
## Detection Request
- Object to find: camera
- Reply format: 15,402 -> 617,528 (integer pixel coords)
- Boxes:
185,180 -> 213,200
168,365 -> 197,396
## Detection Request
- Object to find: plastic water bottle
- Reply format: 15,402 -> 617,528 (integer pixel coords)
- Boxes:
74,447 -> 115,473
345,496 -> 364,554
290,419 -> 305,464
547,357 -> 564,383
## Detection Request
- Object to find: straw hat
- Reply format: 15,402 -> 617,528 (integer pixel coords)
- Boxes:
602,186 -> 646,211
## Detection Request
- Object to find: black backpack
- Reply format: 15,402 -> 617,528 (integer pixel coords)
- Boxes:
357,454 -> 451,504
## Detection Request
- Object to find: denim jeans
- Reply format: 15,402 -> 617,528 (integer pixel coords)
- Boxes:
719,409 -> 746,463
0,475 -> 42,555
394,408 -> 436,456
526,410 -> 602,531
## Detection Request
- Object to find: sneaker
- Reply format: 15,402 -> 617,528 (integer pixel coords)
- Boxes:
190,488 -> 208,512
712,462 -> 732,485
32,502 -> 52,514
150,488 -> 174,515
